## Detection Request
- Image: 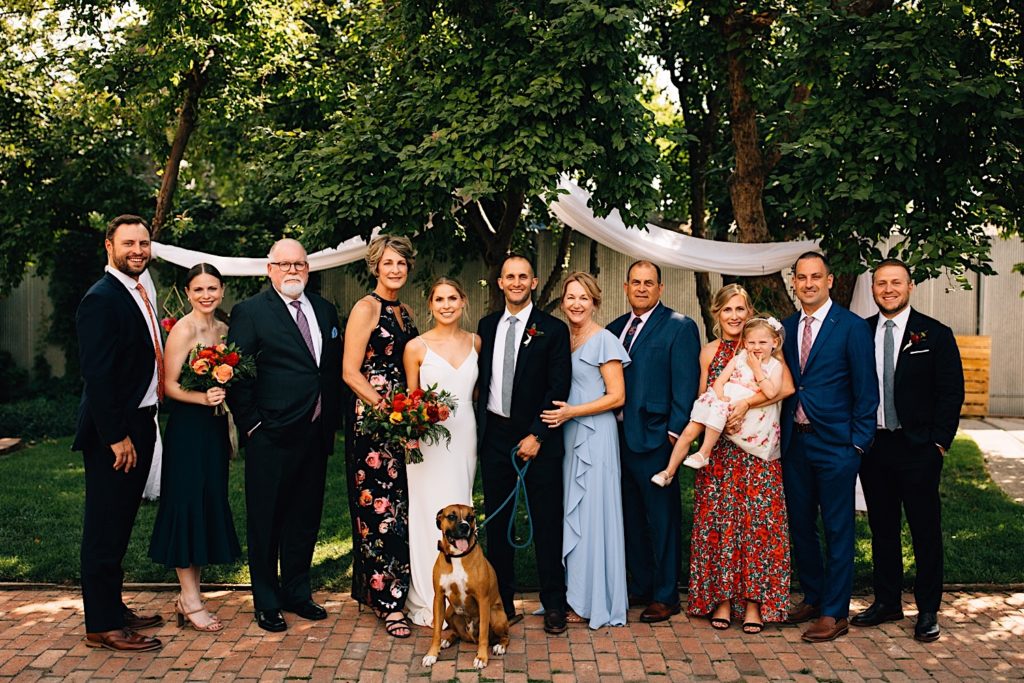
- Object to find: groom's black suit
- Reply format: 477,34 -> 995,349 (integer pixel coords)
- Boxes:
476,305 -> 571,615
74,272 -> 158,633
228,288 -> 343,611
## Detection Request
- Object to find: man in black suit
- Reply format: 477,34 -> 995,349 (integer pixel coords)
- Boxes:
74,215 -> 164,651
476,255 -> 572,634
607,261 -> 700,623
851,258 -> 964,642
227,238 -> 343,632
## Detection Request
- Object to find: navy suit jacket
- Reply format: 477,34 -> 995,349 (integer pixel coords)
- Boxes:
608,304 -> 701,454
73,273 -> 156,451
227,288 -> 344,448
865,308 -> 963,450
781,300 -> 878,453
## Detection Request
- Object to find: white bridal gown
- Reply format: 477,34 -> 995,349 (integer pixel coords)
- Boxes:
405,339 -> 479,626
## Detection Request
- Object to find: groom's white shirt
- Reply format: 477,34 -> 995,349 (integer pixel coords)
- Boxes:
486,302 -> 533,417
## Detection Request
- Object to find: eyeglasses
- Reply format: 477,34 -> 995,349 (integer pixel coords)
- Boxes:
269,261 -> 309,272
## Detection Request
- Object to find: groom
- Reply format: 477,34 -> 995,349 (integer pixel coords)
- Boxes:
227,238 -> 343,632
476,254 -> 572,635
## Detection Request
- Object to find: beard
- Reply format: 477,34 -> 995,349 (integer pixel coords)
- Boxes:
112,252 -> 149,277
279,280 -> 306,298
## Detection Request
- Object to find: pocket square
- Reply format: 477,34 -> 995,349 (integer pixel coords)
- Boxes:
331,326 -> 339,339
909,348 -> 930,354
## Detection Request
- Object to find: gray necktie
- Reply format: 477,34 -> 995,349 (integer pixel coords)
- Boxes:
883,319 -> 898,430
501,317 -> 518,415
291,300 -> 321,421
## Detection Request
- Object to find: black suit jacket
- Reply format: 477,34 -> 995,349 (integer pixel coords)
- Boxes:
476,306 -> 571,458
867,308 -> 964,450
227,289 -> 343,447
73,273 -> 157,451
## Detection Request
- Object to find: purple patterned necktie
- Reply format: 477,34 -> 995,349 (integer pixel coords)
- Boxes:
794,316 -> 814,424
622,316 -> 642,352
290,300 -> 321,421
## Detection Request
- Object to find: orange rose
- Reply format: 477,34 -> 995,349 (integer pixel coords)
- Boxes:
191,358 -> 211,375
212,364 -> 234,384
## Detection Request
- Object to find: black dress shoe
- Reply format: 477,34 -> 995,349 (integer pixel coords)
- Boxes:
283,599 -> 327,621
255,609 -> 287,632
850,602 -> 904,627
543,609 -> 567,634
914,612 -> 940,642
506,612 -> 524,626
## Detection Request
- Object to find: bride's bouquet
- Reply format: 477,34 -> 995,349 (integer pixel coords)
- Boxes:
358,383 -> 458,464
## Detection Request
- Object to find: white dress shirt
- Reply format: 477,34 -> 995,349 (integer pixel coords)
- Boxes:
487,302 -> 533,417
874,306 -> 912,428
798,298 -> 833,362
105,265 -> 161,408
276,289 -> 322,365
617,302 -> 660,351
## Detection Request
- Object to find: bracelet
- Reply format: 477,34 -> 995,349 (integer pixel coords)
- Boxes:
757,377 -> 768,383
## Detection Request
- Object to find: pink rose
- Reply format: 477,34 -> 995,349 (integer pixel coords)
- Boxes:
391,585 -> 403,599
365,451 -> 382,468
355,469 -> 366,486
369,573 -> 385,591
387,463 -> 399,480
378,521 -> 390,534
373,497 -> 391,514
369,374 -> 386,388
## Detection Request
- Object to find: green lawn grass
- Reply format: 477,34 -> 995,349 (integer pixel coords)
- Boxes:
0,435 -> 1020,589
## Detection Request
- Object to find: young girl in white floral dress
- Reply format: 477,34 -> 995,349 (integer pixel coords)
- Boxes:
652,318 -> 785,486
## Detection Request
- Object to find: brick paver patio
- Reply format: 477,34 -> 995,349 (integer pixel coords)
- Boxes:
1,588 -> 1022,681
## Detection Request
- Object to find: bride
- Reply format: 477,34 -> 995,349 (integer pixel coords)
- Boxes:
402,277 -> 480,626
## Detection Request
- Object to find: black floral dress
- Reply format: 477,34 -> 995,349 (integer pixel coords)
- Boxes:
347,293 -> 418,613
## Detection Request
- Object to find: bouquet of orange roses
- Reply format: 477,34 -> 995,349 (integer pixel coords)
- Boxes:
179,341 -> 255,414
358,383 -> 458,464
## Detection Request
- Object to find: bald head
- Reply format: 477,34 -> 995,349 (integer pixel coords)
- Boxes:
268,238 -> 307,261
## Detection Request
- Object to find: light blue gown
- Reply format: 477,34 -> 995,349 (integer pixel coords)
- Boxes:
562,329 -> 630,628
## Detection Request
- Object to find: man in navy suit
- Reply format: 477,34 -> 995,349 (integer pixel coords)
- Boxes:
74,215 -> 164,651
781,252 -> 878,642
607,261 -> 700,623
851,259 -> 963,642
228,238 -> 343,632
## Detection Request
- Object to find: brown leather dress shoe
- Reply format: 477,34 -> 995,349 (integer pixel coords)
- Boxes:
639,601 -> 681,623
785,602 -> 821,624
801,616 -> 849,643
85,628 -> 162,652
123,607 -> 164,630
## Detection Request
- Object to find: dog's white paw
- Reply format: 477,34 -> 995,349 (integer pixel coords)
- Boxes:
440,638 -> 452,649
492,643 -> 506,655
473,656 -> 488,669
421,654 -> 437,667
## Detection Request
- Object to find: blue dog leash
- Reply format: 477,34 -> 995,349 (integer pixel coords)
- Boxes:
478,445 -> 534,550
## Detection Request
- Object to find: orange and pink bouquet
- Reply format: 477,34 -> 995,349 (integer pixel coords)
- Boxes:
358,383 -> 457,464
179,341 -> 254,413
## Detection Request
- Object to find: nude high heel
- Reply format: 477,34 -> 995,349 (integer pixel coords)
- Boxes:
175,596 -> 224,632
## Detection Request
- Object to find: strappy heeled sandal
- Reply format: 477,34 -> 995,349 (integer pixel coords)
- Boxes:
175,597 -> 224,632
384,613 -> 412,638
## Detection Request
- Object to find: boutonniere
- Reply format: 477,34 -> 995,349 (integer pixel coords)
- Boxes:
523,323 -> 544,347
902,330 -> 927,352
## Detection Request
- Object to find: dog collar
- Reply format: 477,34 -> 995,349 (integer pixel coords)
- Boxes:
438,538 -> 477,562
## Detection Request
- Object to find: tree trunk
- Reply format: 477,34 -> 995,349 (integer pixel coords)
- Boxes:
151,50 -> 214,239
466,189 -> 526,313
719,12 -> 795,318
831,272 -> 858,309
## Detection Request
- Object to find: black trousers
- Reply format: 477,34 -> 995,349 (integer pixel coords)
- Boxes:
81,407 -> 156,633
860,429 -> 944,612
245,417 -> 330,611
481,414 -> 567,614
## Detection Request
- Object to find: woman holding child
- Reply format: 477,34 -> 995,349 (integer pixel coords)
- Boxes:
682,284 -> 794,633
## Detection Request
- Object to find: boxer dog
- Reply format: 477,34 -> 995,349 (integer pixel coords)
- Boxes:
422,504 -> 509,670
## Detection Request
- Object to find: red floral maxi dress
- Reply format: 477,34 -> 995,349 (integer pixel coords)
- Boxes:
687,338 -> 792,622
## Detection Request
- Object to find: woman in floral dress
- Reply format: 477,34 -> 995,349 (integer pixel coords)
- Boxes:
342,235 -> 419,638
687,284 -> 793,634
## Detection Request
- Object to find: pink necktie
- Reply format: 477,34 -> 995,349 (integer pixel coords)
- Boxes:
794,316 -> 814,424
290,300 -> 321,421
